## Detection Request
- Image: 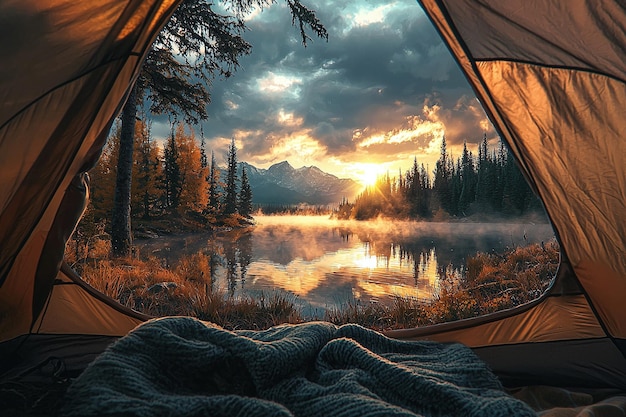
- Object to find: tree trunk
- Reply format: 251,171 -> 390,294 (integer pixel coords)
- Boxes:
111,85 -> 137,257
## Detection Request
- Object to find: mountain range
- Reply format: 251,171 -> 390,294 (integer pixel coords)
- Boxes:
223,161 -> 362,206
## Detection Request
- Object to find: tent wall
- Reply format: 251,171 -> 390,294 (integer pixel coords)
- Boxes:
32,264 -> 146,336
0,0 -> 180,358
387,267 -> 626,388
0,265 -> 146,379
413,1 -> 626,336
387,0 -> 626,389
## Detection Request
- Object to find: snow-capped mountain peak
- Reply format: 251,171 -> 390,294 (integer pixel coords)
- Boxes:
233,161 -> 360,205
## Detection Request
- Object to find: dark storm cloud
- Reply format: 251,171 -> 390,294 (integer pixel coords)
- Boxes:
312,122 -> 355,153
192,0 -> 482,169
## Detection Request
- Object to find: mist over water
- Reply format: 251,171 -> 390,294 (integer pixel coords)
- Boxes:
139,215 -> 555,316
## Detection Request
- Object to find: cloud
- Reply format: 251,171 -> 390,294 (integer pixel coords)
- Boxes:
256,71 -> 302,97
150,0 -> 490,178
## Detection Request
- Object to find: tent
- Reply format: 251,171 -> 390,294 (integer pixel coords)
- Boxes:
0,0 -> 175,377
1,0 -> 625,396
386,0 -> 626,390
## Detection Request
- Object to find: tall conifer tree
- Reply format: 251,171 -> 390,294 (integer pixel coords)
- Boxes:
163,125 -> 182,209
239,165 -> 253,219
208,150 -> 220,214
223,138 -> 238,215
433,136 -> 452,213
200,135 -> 208,169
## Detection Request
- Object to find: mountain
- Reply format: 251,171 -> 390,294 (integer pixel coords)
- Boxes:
229,161 -> 361,206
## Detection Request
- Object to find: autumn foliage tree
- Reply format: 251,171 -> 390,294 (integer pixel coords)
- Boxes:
87,120 -> 253,241
89,126 -> 119,221
174,124 -> 208,213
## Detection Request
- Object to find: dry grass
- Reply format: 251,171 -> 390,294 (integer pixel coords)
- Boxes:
68,238 -> 559,331
324,240 -> 559,330
191,290 -> 303,330
75,247 -> 304,330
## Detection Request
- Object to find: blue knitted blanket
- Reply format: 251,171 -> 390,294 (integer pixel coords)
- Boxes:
62,317 -> 535,416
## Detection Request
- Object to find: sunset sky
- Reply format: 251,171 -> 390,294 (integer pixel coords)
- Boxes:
152,0 -> 498,186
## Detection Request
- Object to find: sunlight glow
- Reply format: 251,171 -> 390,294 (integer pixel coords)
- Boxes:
348,162 -> 390,188
267,134 -> 325,163
356,114 -> 445,149
354,254 -> 378,269
258,72 -> 302,96
354,4 -> 394,27
276,109 -> 304,127
361,170 -> 379,187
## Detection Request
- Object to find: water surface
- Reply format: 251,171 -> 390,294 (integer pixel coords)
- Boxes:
139,215 -> 555,314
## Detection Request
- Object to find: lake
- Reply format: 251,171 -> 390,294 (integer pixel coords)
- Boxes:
138,215 -> 555,316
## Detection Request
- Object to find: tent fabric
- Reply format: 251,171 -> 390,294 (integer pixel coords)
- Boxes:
413,1 -> 626,336
383,0 -> 626,389
0,262 -> 145,378
32,263 -> 146,336
0,0 -> 179,350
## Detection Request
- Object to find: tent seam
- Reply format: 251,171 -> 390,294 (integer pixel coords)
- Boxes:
475,57 -> 626,86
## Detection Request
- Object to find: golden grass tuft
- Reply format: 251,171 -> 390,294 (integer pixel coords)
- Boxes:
318,240 -> 558,330
191,290 -> 303,330
75,238 -> 559,331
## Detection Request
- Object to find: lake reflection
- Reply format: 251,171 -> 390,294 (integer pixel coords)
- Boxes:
139,215 -> 555,314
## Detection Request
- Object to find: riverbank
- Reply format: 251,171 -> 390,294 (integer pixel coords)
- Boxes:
66,237 -> 559,331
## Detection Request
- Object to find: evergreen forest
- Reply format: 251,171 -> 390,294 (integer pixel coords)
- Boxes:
86,120 -> 253,237
336,135 -> 543,220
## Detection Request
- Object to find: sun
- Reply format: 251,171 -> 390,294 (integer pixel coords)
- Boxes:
360,170 -> 379,187
353,163 -> 386,188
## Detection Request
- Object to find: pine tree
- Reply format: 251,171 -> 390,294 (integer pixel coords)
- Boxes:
476,134 -> 495,209
458,140 -> 476,215
207,150 -> 221,215
200,135 -> 208,169
223,138 -> 238,216
238,165 -> 253,219
407,157 -> 420,216
449,159 -> 461,215
433,136 -> 453,213
418,163 -> 431,216
163,125 -> 182,209
492,139 -> 508,211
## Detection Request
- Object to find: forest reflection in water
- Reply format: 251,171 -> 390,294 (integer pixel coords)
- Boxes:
139,215 -> 555,315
